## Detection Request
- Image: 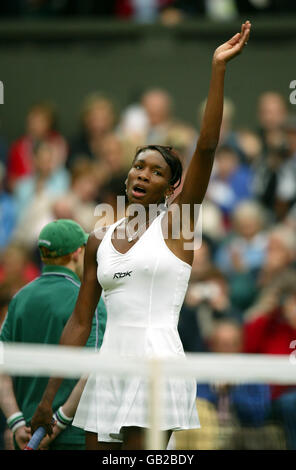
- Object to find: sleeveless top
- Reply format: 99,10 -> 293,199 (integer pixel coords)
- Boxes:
97,209 -> 192,359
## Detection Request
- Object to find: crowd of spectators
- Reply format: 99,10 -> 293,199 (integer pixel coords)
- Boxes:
1,86 -> 296,449
0,1 -> 296,22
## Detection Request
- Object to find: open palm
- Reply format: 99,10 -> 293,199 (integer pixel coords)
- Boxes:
213,20 -> 251,65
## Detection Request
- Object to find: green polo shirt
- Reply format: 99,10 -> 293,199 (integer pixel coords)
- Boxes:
0,265 -> 107,449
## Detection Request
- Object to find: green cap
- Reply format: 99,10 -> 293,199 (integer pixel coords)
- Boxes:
38,219 -> 89,258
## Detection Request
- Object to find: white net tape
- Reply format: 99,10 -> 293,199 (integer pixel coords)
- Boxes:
1,343 -> 296,450
1,342 -> 296,383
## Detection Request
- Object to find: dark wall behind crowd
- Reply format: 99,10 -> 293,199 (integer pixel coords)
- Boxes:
0,16 -> 295,142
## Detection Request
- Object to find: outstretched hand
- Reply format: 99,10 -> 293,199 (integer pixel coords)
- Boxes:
213,20 -> 251,66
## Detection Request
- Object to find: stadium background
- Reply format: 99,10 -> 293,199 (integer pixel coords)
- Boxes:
1,0 -> 296,450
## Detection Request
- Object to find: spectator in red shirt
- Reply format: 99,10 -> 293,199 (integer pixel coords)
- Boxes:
6,102 -> 68,189
244,281 -> 296,449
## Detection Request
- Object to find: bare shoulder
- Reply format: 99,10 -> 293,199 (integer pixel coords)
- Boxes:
85,226 -> 110,261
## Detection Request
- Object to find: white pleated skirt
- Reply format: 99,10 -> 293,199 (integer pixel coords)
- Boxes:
73,373 -> 200,443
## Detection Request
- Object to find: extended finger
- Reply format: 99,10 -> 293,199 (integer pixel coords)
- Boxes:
239,22 -> 251,48
227,32 -> 241,46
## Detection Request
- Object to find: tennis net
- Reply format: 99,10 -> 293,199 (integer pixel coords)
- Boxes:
1,342 -> 296,450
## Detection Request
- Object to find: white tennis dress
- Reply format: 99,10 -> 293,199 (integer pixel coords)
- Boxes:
73,209 -> 200,442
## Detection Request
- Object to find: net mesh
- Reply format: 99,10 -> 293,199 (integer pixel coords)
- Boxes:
1,342 -> 296,450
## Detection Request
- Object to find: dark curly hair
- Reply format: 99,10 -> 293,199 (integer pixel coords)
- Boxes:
133,145 -> 183,190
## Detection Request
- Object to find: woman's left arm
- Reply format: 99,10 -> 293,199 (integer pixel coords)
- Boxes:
177,21 -> 251,210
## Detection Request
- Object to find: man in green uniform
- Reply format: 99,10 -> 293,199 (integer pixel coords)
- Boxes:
0,219 -> 107,450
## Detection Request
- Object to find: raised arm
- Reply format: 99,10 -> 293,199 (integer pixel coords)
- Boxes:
31,232 -> 102,436
177,21 -> 251,209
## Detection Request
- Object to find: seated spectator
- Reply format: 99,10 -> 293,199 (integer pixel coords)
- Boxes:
214,200 -> 269,312
0,244 -> 40,296
0,284 -> 12,330
69,93 -> 117,168
175,320 -> 284,450
141,88 -> 196,165
253,114 -> 296,221
256,91 -> 288,156
257,224 -> 296,290
0,163 -> 17,251
118,103 -> 149,148
179,241 -> 241,352
215,200 -> 268,275
12,140 -> 69,248
244,225 -> 296,321
252,146 -> 287,217
52,159 -> 101,233
244,282 -> 296,449
200,198 -> 226,245
98,133 -> 129,209
0,129 -> 8,167
207,146 -> 254,220
273,115 -> 296,220
6,102 -> 68,189
234,128 -> 263,167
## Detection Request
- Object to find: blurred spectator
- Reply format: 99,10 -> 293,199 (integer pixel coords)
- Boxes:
234,128 -> 263,167
176,320 -> 284,450
98,133 -> 129,209
0,120 -> 8,167
179,241 -> 241,352
199,97 -> 260,166
207,146 -> 253,220
0,285 -> 12,330
256,91 -> 288,156
0,0 -> 296,19
252,147 -> 286,217
14,139 -> 69,215
273,115 -> 296,220
6,102 -> 68,189
69,93 -> 117,169
0,163 -> 17,251
215,200 -> 268,275
52,158 -> 100,233
12,140 -> 69,248
253,114 -> 296,221
118,104 -> 149,149
200,198 -> 226,244
197,320 -> 283,450
244,281 -> 296,449
141,88 -> 196,165
243,225 -> 296,321
257,224 -> 296,290
0,244 -> 40,296
178,239 -> 214,352
214,200 -> 269,312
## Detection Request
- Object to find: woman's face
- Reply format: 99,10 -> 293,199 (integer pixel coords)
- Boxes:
126,150 -> 172,207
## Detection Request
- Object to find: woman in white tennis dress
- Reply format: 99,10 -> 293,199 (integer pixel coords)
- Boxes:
31,21 -> 251,450
73,208 -> 200,443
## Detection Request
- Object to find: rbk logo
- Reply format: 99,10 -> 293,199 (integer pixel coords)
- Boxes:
113,271 -> 133,279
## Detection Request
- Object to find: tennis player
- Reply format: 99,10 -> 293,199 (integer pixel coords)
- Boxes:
0,219 -> 107,449
31,21 -> 251,450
